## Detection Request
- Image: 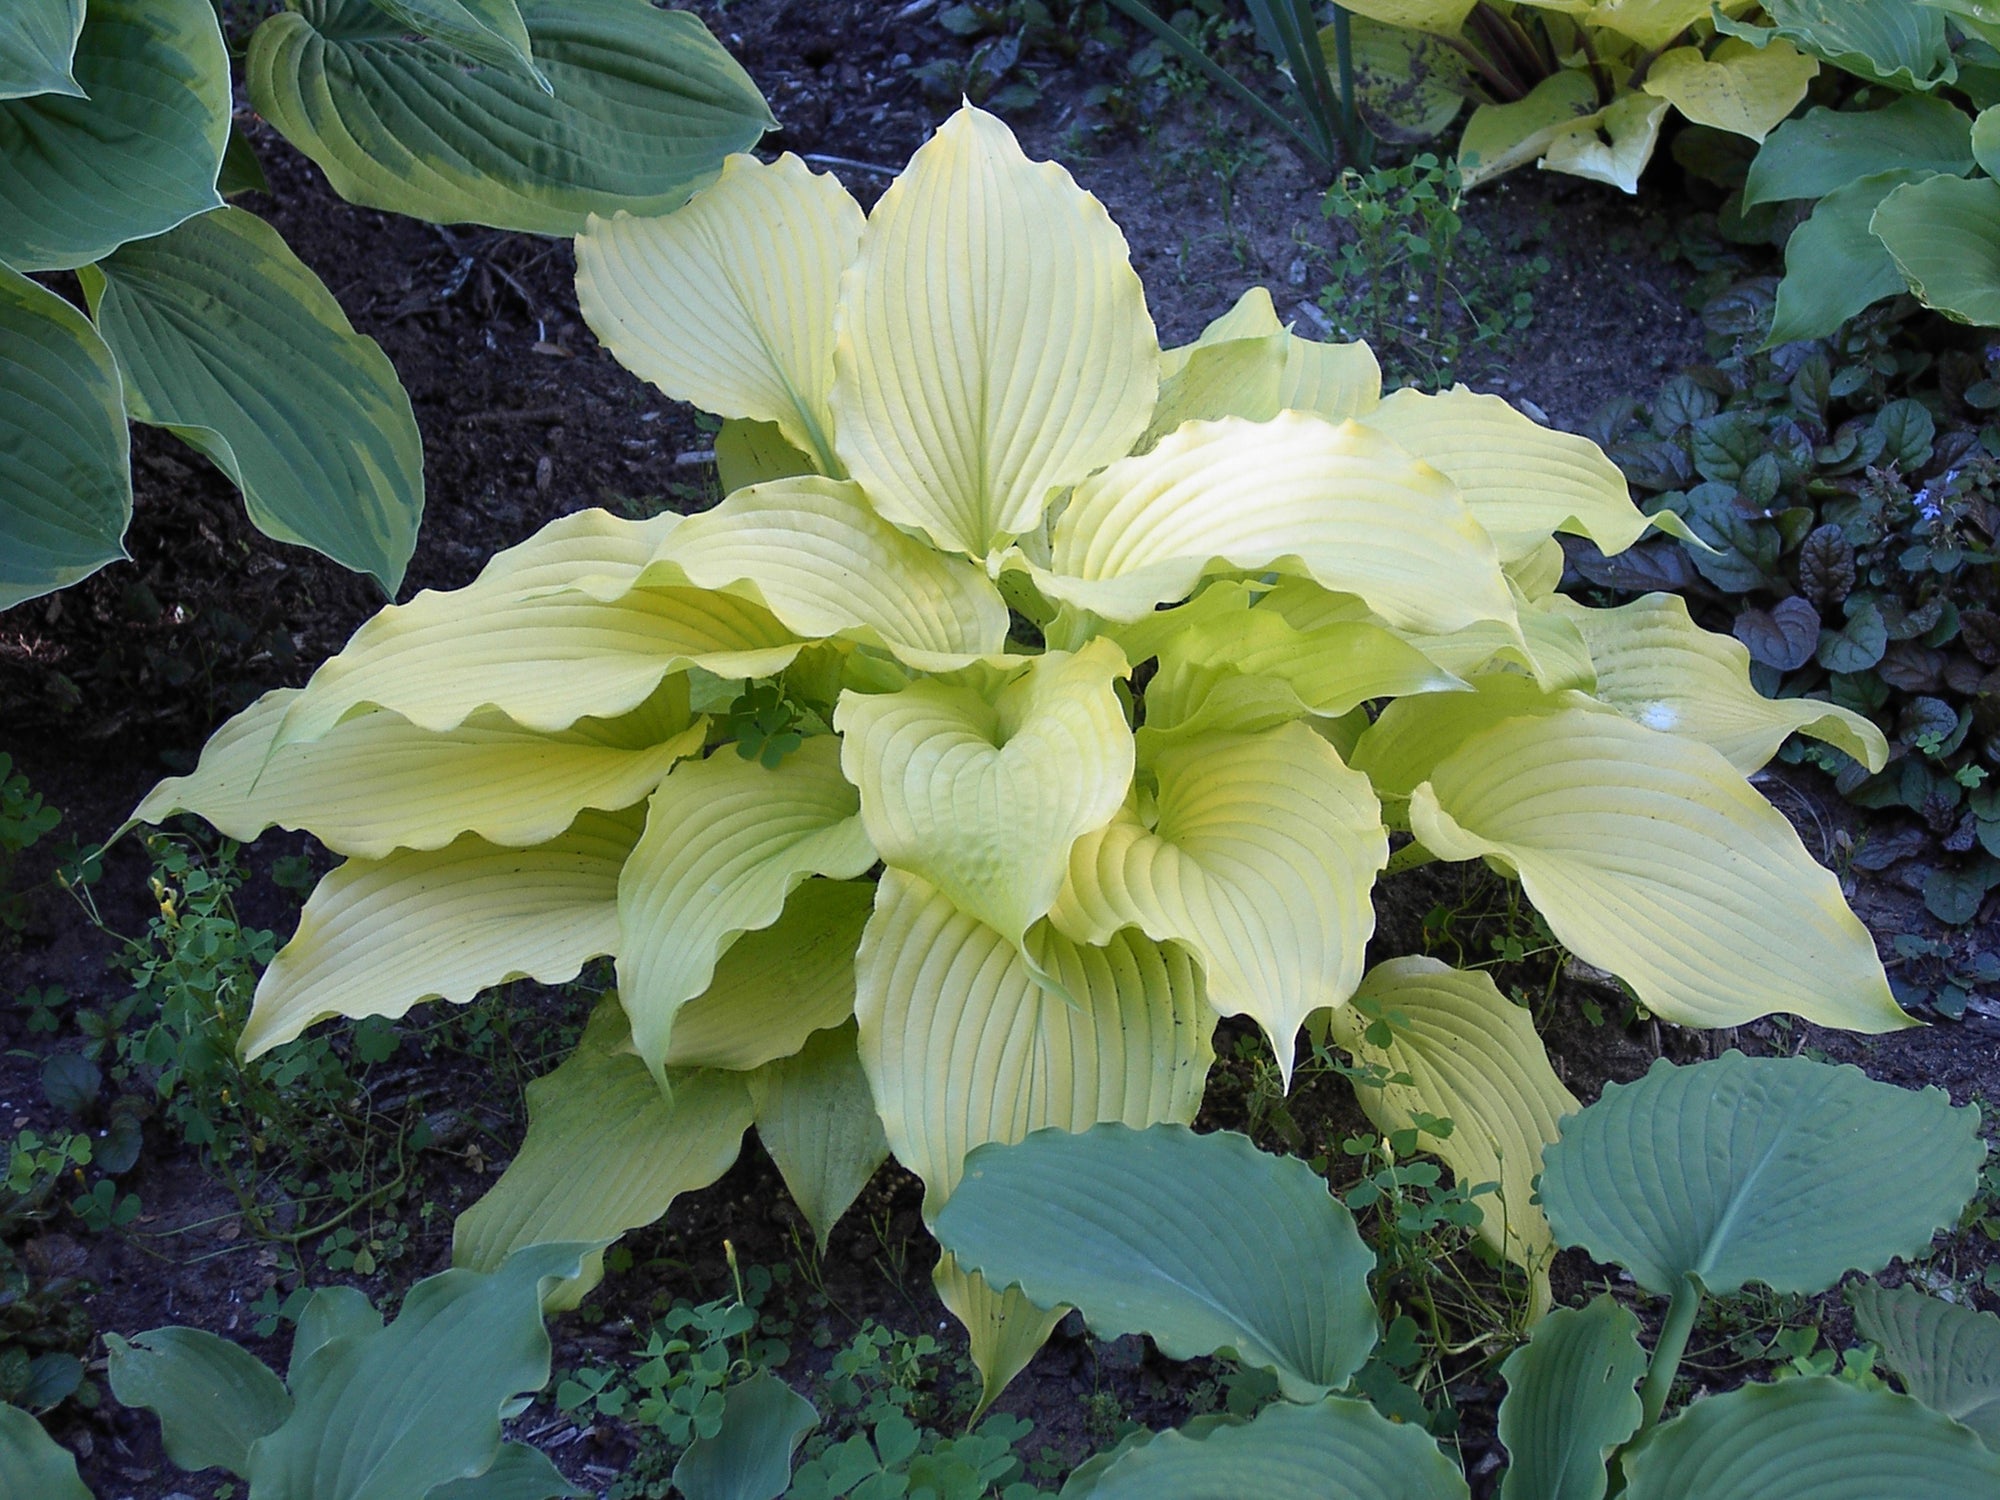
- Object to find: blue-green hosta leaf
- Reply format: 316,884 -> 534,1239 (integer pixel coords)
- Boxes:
1873,175 -> 2000,327
1744,96 -> 1974,207
1769,171 -> 1926,345
0,0 -> 227,271
369,0 -> 543,86
248,1243 -> 595,1500
0,260 -> 130,610
427,1441 -> 586,1500
670,1373 -> 817,1500
1062,1397 -> 1470,1499
81,206 -> 424,592
106,1327 -> 292,1477
748,1022 -> 889,1250
1496,1296 -> 1646,1500
1540,1053 -> 1984,1298
247,0 -> 772,236
290,1288 -> 381,1385
936,1123 -> 1377,1401
1624,1378 -> 2000,1499
1718,0 -> 1954,91
1849,1281 -> 2000,1446
0,0 -> 83,100
0,1404 -> 89,1500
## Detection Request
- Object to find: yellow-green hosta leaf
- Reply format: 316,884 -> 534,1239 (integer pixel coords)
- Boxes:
617,737 -> 874,1079
748,1021 -> 889,1248
1042,412 -> 1515,635
856,870 -> 1214,1403
1506,537 -> 1566,602
714,417 -> 815,496
1159,285 -> 1283,379
1334,0 -> 1478,31
0,0 -> 84,100
666,878 -> 874,1072
1331,15 -> 1475,144
1641,38 -> 1818,143
836,641 -> 1133,946
246,0 -> 773,236
649,476 -> 1010,670
80,206 -> 425,593
245,808 -> 643,1057
1401,705 -> 1909,1032
1403,590 -> 1596,695
575,154 -> 861,473
1144,329 -> 1286,445
1589,0 -> 1732,48
829,104 -> 1157,556
1052,723 -> 1386,1080
1323,957 -> 1578,1277
1357,386 -> 1686,562
1547,593 -> 1888,774
452,998 -> 753,1307
272,510 -> 798,745
932,1261 -> 1065,1423
1543,94 -> 1671,195
0,0 -> 228,272
1458,71 -> 1599,188
131,685 -> 704,860
1147,287 -> 1379,441
1352,674 -> 1566,799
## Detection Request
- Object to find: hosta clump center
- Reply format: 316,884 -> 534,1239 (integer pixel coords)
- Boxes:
139,105 -> 1908,1404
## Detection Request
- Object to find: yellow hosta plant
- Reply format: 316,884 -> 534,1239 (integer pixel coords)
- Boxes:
137,105 -> 1906,1405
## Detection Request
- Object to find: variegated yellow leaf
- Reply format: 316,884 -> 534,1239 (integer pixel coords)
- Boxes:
1458,71 -> 1600,188
1587,0 -> 1731,49
575,153 -> 861,473
829,105 -> 1157,556
1335,0 -> 1479,32
1051,723 -> 1385,1080
617,736 -> 875,1078
748,1021 -> 889,1249
934,1258 -> 1065,1422
835,641 -> 1133,945
245,808 -> 644,1057
1642,38 -> 1818,143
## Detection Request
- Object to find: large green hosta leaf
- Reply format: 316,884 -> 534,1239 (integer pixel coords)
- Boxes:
1496,1296 -> 1645,1500
1849,1281 -> 2000,1446
1539,1053 -> 1983,1298
81,207 -> 424,591
935,1123 -> 1378,1400
0,261 -> 130,610
370,0 -> 542,83
0,1404 -> 90,1500
0,0 -> 83,100
0,0 -> 227,271
671,1373 -> 817,1500
1745,96 -> 1974,207
1769,170 -> 1926,345
1873,175 -> 2000,327
247,0 -> 773,235
1719,0 -> 1954,91
105,1327 -> 292,1476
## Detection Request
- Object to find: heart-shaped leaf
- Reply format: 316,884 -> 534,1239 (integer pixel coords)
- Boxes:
1540,1052 -> 1984,1297
1818,600 -> 1889,674
1497,1295 -> 1646,1500
1850,1281 -> 2000,1446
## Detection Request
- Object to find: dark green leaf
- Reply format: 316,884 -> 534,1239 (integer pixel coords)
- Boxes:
670,1373 -> 817,1500
1691,412 -> 1765,483
0,0 -> 84,101
1719,0 -> 1953,91
106,1327 -> 294,1478
1818,600 -> 1888,673
1745,96 -> 1974,207
1769,171 -> 1926,346
427,1441 -> 587,1499
0,1404 -> 90,1500
1924,858 -> 2000,924
1797,525 -> 1856,606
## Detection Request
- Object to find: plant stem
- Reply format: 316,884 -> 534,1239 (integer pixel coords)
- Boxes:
1637,1273 -> 1703,1434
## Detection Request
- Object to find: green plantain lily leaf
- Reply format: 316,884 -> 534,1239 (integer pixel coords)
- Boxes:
81,206 -> 425,592
1496,1295 -> 1646,1500
935,1123 -> 1378,1401
426,1441 -> 586,1498
0,0 -> 84,100
246,0 -> 773,235
0,261 -> 131,610
1717,0 -> 1954,91
290,1287 -> 381,1385
1623,1377 -> 2000,1499
1744,96 -> 1974,208
0,0 -> 228,271
106,1326 -> 292,1477
369,0 -> 545,87
670,1372 -> 817,1500
1849,1281 -> 2000,1446
748,1022 -> 889,1251
0,1404 -> 90,1500
1540,1053 -> 1984,1298
1872,174 -> 2000,327
1769,171 -> 1927,345
1061,1396 -> 1470,1499
219,124 -> 271,198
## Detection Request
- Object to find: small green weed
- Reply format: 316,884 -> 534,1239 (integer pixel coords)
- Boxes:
0,753 -> 60,931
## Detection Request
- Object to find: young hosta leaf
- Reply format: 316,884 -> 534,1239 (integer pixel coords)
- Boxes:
246,0 -> 772,236
748,1022 -> 889,1249
1063,1397 -> 1470,1500
1548,594 -> 1887,775
131,685 -> 704,861
1541,1053 -> 1983,1297
0,0 -> 227,271
1849,1281 -> 2000,1445
245,808 -> 643,1057
616,738 -> 873,1076
666,878 -> 874,1072
427,1441 -> 585,1500
1323,957 -> 1579,1276
368,0 -> 541,84
0,1404 -> 89,1500
105,1327 -> 292,1477
452,1002 -> 752,1303
936,1123 -> 1378,1400
1457,71 -> 1600,188
80,207 -> 424,592
0,261 -> 130,610
1744,96 -> 1974,207
1769,171 -> 1924,345
830,105 -> 1157,556
0,0 -> 83,100
1721,0 -> 1954,91
1042,411 -> 1516,635
1542,95 -> 1672,196
1496,1296 -> 1646,1500
1052,723 -> 1387,1080
836,642 -> 1133,948
1640,38 -> 1816,144
576,154 -> 860,472
1386,701 -> 1909,1033
1873,175 -> 2000,327
1623,1378 -> 2000,1499
670,1373 -> 817,1500
248,1242 -> 594,1500
648,476 -> 1011,669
